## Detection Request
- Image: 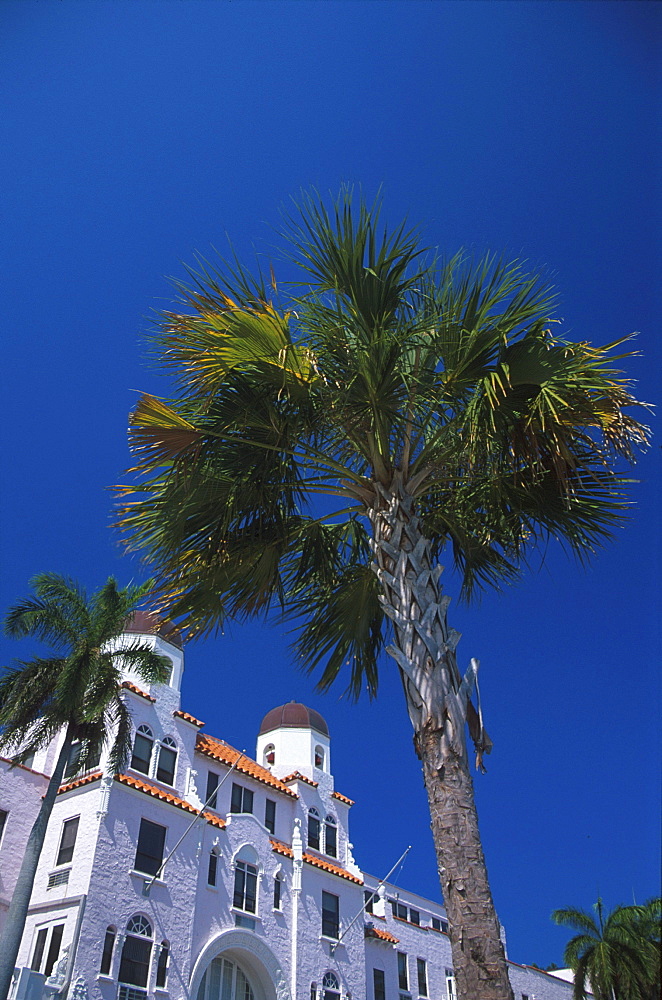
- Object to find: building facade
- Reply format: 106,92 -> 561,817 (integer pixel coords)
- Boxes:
0,619 -> 576,1000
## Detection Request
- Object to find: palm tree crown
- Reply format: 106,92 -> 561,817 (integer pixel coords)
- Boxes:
552,897 -> 661,1000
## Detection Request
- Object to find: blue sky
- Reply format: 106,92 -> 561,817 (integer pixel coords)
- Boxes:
1,0 -> 659,967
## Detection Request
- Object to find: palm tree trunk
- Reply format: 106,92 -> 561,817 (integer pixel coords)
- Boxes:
370,479 -> 513,1000
0,725 -> 75,1000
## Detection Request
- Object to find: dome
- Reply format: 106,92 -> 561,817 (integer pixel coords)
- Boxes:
259,702 -> 329,738
123,610 -> 183,649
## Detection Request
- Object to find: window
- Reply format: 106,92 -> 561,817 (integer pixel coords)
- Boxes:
100,926 -> 116,975
409,908 -> 420,925
308,808 -> 321,850
273,872 -> 283,910
417,958 -> 428,996
314,745 -> 324,768
0,808 -> 7,845
310,985 -> 317,1000
322,972 -> 339,1000
321,890 -> 339,939
391,899 -> 408,921
431,916 -> 441,931
64,740 -> 100,780
31,928 -> 48,971
134,818 -> 166,877
131,726 -> 154,775
118,915 -> 153,992
230,783 -> 253,814
265,798 -> 276,834
206,771 -> 219,809
373,969 -> 386,1000
156,941 -> 169,988
156,737 -> 177,785
397,952 -> 408,991
208,851 -> 218,887
198,958 -> 254,1000
263,743 -> 275,766
365,889 -> 375,913
324,814 -> 337,858
445,970 -> 456,1000
233,860 -> 258,913
56,816 -> 79,866
44,924 -> 64,977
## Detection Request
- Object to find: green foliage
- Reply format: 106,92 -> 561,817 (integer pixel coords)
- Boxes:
552,897 -> 661,1000
0,573 -> 170,774
117,188 -> 649,695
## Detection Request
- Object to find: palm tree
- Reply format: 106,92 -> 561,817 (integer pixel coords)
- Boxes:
552,897 -> 661,999
117,190 -> 649,1000
0,573 -> 170,1000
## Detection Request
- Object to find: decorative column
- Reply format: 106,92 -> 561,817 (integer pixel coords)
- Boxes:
291,819 -> 303,1000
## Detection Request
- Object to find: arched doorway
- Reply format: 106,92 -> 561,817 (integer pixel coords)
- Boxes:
190,929 -> 291,1000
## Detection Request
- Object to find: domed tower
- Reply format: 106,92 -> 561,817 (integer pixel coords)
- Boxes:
105,609 -> 185,696
256,702 -> 331,782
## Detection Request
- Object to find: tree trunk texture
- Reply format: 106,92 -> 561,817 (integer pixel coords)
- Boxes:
0,726 -> 75,1000
370,479 -> 513,1000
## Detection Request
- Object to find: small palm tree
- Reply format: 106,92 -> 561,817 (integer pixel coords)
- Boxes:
552,897 -> 662,1000
0,573 -> 170,1000
118,190 -> 649,999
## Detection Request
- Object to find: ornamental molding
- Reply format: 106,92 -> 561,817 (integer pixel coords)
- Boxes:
189,927 -> 291,1000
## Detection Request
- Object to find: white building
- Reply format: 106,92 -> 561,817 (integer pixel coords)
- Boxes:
0,615 -> 577,1000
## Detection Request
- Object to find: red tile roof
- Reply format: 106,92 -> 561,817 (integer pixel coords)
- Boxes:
58,771 -> 103,793
270,839 -> 362,884
331,790 -> 354,806
115,773 -> 225,828
365,924 -> 399,944
282,771 -> 319,787
303,852 -> 363,884
174,709 -> 204,727
121,681 -> 155,702
196,734 -> 298,798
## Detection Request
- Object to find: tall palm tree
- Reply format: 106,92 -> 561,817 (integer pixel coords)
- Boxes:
552,897 -> 661,1000
0,573 -> 170,1000
117,190 -> 649,1000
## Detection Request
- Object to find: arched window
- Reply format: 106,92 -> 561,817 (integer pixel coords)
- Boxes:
263,743 -> 275,766
197,957 -> 255,1000
99,925 -> 116,975
308,808 -> 321,851
208,847 -> 219,887
322,972 -> 340,1000
233,846 -> 259,914
324,814 -> 337,858
273,870 -> 285,910
155,941 -> 169,989
310,984 -> 317,1000
130,726 -> 154,776
118,915 -> 153,997
156,736 -> 177,785
314,745 -> 325,769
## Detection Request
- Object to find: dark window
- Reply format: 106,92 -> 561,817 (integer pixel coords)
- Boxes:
324,816 -> 337,858
398,952 -> 408,991
321,890 -> 339,939
100,927 -> 116,975
393,901 -> 407,920
64,741 -> 100,780
131,730 -> 153,775
230,783 -> 253,814
118,928 -> 152,987
156,942 -> 169,988
233,860 -> 257,913
44,924 -> 64,977
431,916 -> 441,931
364,890 -> 374,913
410,908 -> 420,925
417,958 -> 428,996
134,818 -> 166,876
310,985 -> 317,1000
56,817 -> 79,866
156,739 -> 177,784
373,969 -> 386,1000
31,928 -> 48,971
274,874 -> 282,909
314,745 -> 324,768
208,852 -> 218,887
206,771 -> 219,809
265,798 -> 276,834
0,808 -> 7,843
441,919 -> 448,932
322,972 -> 340,1000
308,809 -> 320,850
